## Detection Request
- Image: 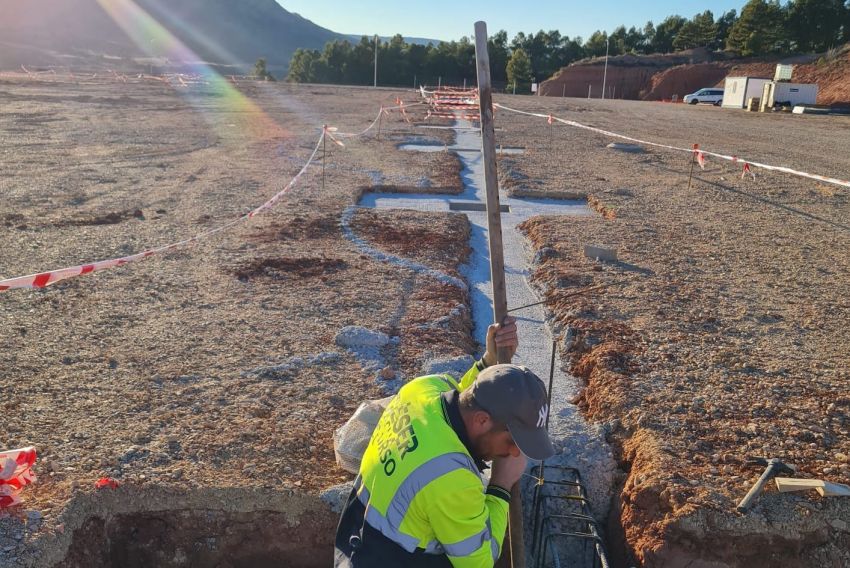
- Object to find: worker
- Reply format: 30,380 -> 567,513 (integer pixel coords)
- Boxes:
334,317 -> 555,567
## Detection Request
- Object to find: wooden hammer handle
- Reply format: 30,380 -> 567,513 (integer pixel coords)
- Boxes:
736,461 -> 778,512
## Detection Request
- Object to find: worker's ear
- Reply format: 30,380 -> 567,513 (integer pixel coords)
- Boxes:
470,409 -> 494,434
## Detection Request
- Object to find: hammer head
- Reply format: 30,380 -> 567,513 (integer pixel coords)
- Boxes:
746,457 -> 795,475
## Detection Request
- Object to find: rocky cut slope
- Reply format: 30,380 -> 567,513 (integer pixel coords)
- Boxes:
540,45 -> 850,106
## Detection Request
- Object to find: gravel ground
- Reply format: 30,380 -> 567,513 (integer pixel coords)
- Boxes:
2,78 -> 849,567
492,95 -> 850,566
0,78 -> 473,566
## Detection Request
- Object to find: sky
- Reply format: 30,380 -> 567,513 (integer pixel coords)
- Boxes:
278,0 -> 745,42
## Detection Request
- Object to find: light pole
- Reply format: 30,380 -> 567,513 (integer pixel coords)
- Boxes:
601,36 -> 609,100
373,35 -> 378,87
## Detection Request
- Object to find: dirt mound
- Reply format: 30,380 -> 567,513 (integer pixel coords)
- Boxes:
248,213 -> 342,242
54,209 -> 146,227
233,257 -> 348,281
542,63 -> 659,99
641,62 -> 732,101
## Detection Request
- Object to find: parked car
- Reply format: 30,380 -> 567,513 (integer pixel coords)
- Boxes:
683,88 -> 724,105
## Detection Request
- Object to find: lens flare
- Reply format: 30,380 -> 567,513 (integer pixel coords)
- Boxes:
94,0 -> 287,142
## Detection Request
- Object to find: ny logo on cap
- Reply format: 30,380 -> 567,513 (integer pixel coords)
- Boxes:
536,404 -> 549,428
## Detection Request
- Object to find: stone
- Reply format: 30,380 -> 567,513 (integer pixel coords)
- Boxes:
334,326 -> 390,348
584,245 -> 618,263
606,142 -> 645,153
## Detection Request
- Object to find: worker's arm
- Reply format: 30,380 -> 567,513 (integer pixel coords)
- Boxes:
428,455 -> 526,567
458,317 -> 518,391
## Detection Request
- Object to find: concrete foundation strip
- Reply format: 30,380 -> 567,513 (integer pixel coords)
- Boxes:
494,103 -> 850,190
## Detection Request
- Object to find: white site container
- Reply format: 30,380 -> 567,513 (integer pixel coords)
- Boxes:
763,82 -> 819,107
722,76 -> 772,108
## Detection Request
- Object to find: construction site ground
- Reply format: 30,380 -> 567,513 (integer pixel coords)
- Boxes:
495,97 -> 850,566
1,77 -> 848,567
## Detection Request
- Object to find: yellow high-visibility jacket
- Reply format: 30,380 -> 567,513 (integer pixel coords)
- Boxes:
335,362 -> 511,567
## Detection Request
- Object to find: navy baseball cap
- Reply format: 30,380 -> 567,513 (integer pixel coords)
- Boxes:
470,364 -> 555,460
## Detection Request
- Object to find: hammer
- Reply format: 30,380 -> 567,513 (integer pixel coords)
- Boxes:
736,457 -> 795,513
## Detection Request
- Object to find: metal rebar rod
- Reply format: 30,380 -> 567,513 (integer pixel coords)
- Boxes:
507,285 -> 606,314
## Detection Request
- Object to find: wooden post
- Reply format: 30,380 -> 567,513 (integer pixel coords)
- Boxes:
687,143 -> 697,190
322,126 -> 327,190
474,20 -> 525,568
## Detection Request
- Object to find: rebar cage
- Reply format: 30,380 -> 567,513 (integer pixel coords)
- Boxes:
529,464 -> 610,568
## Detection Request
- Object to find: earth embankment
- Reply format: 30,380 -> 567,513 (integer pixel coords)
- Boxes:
540,45 -> 850,106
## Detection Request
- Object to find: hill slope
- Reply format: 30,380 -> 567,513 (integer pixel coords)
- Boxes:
540,45 -> 850,106
0,0 -> 341,74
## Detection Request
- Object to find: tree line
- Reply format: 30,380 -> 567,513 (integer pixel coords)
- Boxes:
285,0 -> 850,88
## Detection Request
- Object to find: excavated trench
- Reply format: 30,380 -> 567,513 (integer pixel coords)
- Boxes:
48,119 -> 613,568
47,488 -> 338,568
59,509 -> 334,568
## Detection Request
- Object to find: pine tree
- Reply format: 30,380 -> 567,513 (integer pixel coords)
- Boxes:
673,21 -> 701,50
694,11 -> 718,47
726,0 -> 788,56
653,16 -> 687,53
641,22 -> 656,54
584,31 -> 609,57
787,0 -> 846,52
506,48 -> 533,93
713,10 -> 738,50
252,57 -> 275,81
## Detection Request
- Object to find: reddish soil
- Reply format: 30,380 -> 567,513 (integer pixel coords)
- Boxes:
494,94 -> 850,566
541,44 -> 850,106
642,62 -> 733,101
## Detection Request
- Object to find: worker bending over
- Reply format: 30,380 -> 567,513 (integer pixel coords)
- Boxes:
335,317 -> 554,567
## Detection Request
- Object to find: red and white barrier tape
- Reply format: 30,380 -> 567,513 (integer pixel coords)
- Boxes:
0,447 -> 37,509
494,103 -> 850,190
426,112 -> 480,120
0,97 -> 423,292
1,135 -> 324,291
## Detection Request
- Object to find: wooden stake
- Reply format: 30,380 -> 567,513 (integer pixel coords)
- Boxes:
322,127 -> 327,190
475,20 -> 524,568
687,143 -> 697,190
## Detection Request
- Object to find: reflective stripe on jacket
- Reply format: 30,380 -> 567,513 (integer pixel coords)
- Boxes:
351,363 -> 510,567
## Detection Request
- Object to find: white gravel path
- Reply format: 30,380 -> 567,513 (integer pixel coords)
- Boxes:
354,119 -> 618,534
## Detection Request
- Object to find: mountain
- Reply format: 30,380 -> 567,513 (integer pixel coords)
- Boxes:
0,0 -> 343,75
344,34 -> 443,47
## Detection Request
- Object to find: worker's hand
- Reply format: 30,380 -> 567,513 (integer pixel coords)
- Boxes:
482,316 -> 518,367
489,454 -> 527,491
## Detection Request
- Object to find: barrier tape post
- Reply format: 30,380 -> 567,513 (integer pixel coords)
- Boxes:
548,114 -> 554,151
322,125 -> 327,190
377,106 -> 383,140
688,143 -> 698,190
